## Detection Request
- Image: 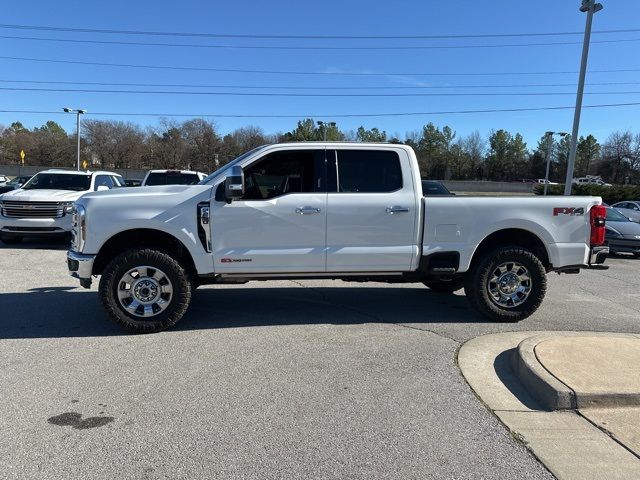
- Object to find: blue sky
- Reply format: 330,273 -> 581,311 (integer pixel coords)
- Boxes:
1,0 -> 639,147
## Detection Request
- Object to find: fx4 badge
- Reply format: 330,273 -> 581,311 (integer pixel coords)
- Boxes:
553,207 -> 585,216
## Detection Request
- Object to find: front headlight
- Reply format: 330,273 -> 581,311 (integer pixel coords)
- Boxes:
62,202 -> 74,215
71,204 -> 87,252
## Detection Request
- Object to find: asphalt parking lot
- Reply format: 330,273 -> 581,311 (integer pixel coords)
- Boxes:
1,240 -> 639,479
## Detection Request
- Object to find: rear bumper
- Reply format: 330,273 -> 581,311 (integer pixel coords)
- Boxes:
67,250 -> 95,288
589,245 -> 609,265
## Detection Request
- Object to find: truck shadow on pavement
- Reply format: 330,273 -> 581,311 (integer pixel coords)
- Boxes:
0,286 -> 489,339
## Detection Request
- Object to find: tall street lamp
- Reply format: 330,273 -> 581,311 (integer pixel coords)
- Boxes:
317,121 -> 336,141
543,131 -> 569,195
63,107 -> 87,171
564,0 -> 603,195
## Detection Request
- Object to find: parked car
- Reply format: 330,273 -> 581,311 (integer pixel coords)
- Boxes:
0,175 -> 32,194
536,179 -> 559,185
0,174 -> 9,186
573,176 -> 612,187
421,180 -> 455,196
610,201 -> 640,223
141,170 -> 207,186
0,169 -> 123,244
604,207 -> 640,257
67,142 -> 608,333
124,179 -> 143,187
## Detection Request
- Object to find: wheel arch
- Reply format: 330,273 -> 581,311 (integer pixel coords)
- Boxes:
469,228 -> 551,270
92,228 -> 197,277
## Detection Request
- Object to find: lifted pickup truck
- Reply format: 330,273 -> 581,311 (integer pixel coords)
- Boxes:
67,143 -> 608,333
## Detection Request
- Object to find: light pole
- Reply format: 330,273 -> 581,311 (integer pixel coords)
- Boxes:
543,131 -> 569,195
317,121 -> 336,141
63,107 -> 87,170
564,0 -> 603,195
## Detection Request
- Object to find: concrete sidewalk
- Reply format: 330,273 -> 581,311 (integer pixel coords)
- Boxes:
458,331 -> 640,480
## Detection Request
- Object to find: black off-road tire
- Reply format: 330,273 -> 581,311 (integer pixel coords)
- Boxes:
464,246 -> 546,323
99,248 -> 192,333
423,278 -> 465,294
0,234 -> 22,244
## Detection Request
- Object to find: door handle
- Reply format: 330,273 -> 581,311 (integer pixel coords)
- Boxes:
296,206 -> 321,215
386,206 -> 409,214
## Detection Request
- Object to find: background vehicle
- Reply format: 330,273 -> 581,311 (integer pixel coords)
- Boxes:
67,143 -> 607,333
141,170 -> 207,186
124,179 -> 143,187
0,175 -> 8,186
573,175 -> 612,187
604,207 -> 640,256
0,175 -> 32,194
611,201 -> 640,223
536,178 -> 559,185
0,169 -> 123,244
421,180 -> 455,196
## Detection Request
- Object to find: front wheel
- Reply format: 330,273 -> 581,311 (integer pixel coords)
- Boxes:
464,247 -> 546,323
99,248 -> 192,333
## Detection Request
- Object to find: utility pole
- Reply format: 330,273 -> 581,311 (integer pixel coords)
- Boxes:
317,121 -> 336,142
543,131 -> 569,195
564,0 -> 603,195
63,107 -> 87,171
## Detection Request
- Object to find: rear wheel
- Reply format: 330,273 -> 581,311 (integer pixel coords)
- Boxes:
0,235 -> 22,244
464,246 -> 546,323
99,248 -> 192,333
423,278 -> 464,294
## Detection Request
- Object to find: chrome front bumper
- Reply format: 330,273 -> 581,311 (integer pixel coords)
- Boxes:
67,250 -> 95,288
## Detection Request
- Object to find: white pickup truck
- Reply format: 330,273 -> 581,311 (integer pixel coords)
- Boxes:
66,143 -> 608,333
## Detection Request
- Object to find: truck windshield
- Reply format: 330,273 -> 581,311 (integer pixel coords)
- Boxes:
22,173 -> 91,191
145,172 -> 201,186
606,208 -> 630,222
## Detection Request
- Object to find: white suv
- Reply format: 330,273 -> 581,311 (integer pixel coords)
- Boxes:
0,169 -> 123,244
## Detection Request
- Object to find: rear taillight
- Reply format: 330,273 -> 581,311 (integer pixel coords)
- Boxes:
590,205 -> 606,246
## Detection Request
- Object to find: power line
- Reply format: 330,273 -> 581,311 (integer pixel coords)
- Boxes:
3,86 -> 640,97
0,23 -> 639,39
1,55 -> 639,76
3,34 -> 640,50
1,102 -> 639,118
2,79 -> 640,90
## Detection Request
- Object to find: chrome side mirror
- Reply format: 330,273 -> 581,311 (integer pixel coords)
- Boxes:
224,166 -> 245,202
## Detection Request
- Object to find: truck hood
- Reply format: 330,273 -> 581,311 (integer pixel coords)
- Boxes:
0,188 -> 87,202
79,184 -> 209,202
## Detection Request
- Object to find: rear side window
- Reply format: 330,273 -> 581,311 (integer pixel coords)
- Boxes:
145,172 -> 201,186
335,150 -> 402,193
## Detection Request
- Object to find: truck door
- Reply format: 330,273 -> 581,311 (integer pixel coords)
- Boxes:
326,148 -> 419,272
212,148 -> 327,273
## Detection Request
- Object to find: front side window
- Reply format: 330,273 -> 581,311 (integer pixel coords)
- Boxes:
22,173 -> 91,191
94,175 -> 115,190
242,150 -> 319,200
335,150 -> 402,193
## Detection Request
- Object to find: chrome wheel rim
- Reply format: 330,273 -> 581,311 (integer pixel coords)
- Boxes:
117,266 -> 173,318
487,261 -> 532,308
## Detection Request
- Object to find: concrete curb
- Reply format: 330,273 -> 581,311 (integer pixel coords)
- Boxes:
513,332 -> 640,410
513,335 -> 575,410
